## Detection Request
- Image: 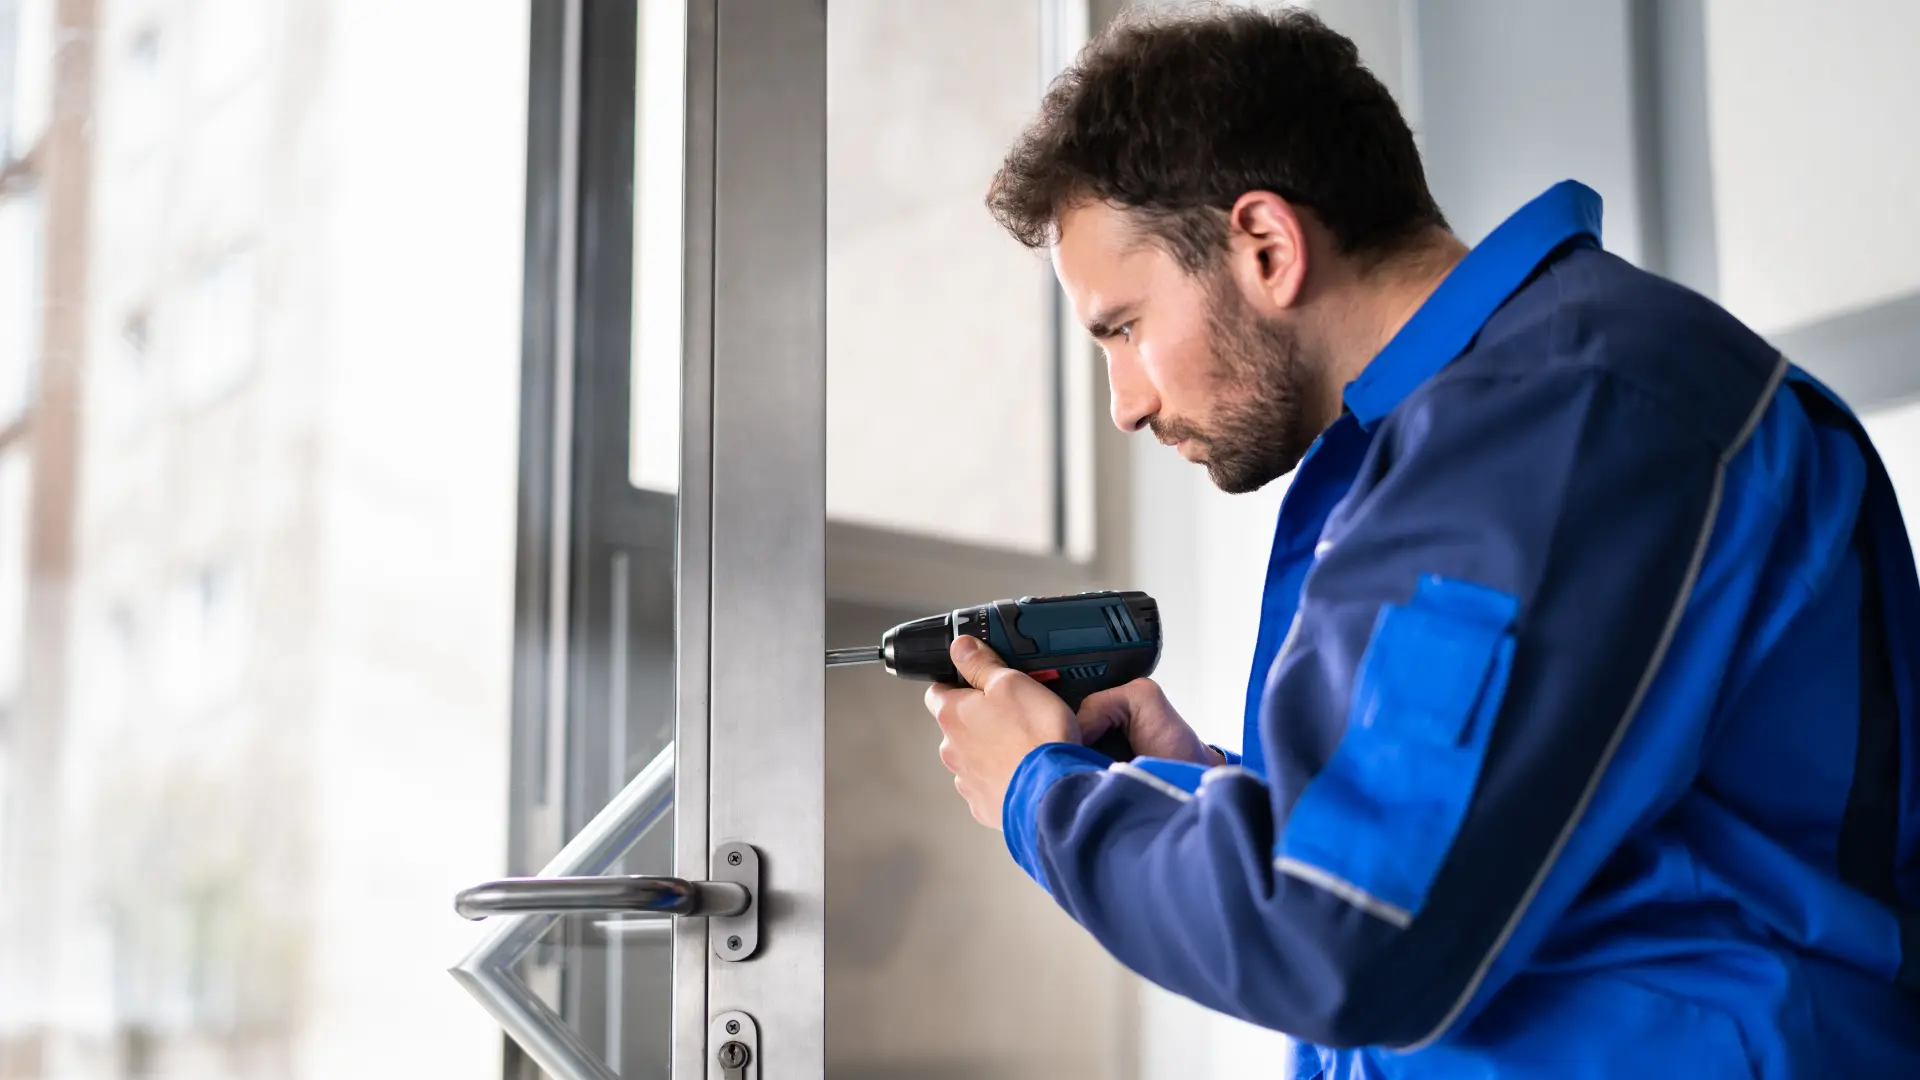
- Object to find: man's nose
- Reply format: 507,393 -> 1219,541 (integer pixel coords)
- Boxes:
1107,353 -> 1156,433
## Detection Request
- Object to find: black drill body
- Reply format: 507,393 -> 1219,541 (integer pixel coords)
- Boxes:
852,590 -> 1163,761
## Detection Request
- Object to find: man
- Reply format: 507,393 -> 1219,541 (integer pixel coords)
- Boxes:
924,7 -> 1920,1078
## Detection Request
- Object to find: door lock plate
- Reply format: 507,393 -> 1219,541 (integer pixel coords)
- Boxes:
710,1010 -> 759,1080
711,841 -> 759,961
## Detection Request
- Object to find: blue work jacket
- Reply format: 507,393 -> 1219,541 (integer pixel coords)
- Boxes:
1001,181 -> 1920,1077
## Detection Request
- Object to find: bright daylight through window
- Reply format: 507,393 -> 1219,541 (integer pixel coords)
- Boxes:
0,2 -> 529,1076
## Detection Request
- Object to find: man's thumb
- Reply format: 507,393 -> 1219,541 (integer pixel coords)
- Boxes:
951,634 -> 1009,689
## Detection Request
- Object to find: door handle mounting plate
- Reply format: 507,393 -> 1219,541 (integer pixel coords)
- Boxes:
711,840 -> 759,961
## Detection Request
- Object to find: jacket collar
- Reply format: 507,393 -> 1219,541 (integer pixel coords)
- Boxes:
1343,180 -> 1604,430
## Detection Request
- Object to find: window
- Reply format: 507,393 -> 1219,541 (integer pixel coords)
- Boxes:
629,0 -> 687,495
157,563 -> 246,714
0,2 -> 533,1075
73,603 -> 141,740
0,447 -> 26,713
627,0 -> 1109,566
0,188 -> 41,427
0,446 -> 24,1028
824,0 -> 1097,557
177,251 -> 257,407
3,0 -> 53,160
112,22 -> 167,160
189,0 -> 270,101
106,308 -> 156,439
181,89 -> 269,248
130,23 -> 161,71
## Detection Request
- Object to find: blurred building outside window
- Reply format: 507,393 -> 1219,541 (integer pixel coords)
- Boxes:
0,448 -> 29,713
176,251 -> 257,409
0,189 -> 41,429
102,308 -> 154,442
0,1 -> 529,1077
2,0 -> 55,162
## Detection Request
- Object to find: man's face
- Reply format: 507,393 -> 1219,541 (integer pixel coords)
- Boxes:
1052,201 -> 1324,494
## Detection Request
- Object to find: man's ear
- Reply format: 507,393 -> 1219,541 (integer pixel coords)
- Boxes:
1226,191 -> 1309,311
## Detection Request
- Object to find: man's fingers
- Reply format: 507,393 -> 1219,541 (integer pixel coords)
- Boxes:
1077,678 -> 1160,743
949,634 -> 1013,691
1074,684 -> 1130,743
925,681 -> 970,722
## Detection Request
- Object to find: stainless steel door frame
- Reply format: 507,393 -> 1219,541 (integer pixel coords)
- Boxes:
695,1 -> 828,1075
672,0 -> 718,1072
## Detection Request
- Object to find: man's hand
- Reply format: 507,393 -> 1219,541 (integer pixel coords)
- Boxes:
1077,678 -> 1225,766
926,635 -> 1077,830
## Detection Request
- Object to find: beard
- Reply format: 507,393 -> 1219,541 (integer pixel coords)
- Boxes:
1150,274 -> 1324,494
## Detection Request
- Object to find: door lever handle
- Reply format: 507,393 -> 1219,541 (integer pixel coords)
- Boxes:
453,840 -> 761,962
455,874 -> 749,920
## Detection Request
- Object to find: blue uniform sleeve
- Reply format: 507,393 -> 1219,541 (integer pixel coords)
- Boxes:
1001,362 -> 1758,1048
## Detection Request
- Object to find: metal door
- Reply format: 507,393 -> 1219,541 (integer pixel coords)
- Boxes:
449,2 -> 826,1077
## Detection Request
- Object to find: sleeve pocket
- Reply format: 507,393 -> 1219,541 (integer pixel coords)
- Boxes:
1277,574 -> 1519,922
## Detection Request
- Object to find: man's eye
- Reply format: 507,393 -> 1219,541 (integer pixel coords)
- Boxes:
1117,323 -> 1134,342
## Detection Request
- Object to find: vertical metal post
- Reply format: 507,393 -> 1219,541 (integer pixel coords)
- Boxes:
673,0 -> 719,1074
704,0 -> 828,1074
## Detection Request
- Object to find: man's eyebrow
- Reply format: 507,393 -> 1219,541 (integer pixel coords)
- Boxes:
1086,303 -> 1136,339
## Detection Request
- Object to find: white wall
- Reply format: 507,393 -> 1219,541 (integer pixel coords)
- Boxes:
1412,0 -> 1651,264
1717,2 -> 1920,655
1705,0 -> 1920,335
1699,2 -> 1920,581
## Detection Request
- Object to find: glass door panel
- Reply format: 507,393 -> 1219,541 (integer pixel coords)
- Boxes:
450,2 -> 688,1079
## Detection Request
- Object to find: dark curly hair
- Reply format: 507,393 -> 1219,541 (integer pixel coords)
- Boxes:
987,4 -> 1445,273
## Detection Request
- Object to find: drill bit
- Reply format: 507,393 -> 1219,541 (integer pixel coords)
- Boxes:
825,646 -> 884,667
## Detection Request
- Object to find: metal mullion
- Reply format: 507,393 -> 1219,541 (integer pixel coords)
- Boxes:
562,0 -> 643,1061
672,0 -> 718,1073
501,6 -> 577,1076
508,0 -> 569,886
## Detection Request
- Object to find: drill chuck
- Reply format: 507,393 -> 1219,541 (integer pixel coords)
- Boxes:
878,611 -> 975,683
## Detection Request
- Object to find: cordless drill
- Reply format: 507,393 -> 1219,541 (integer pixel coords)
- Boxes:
826,590 -> 1162,761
